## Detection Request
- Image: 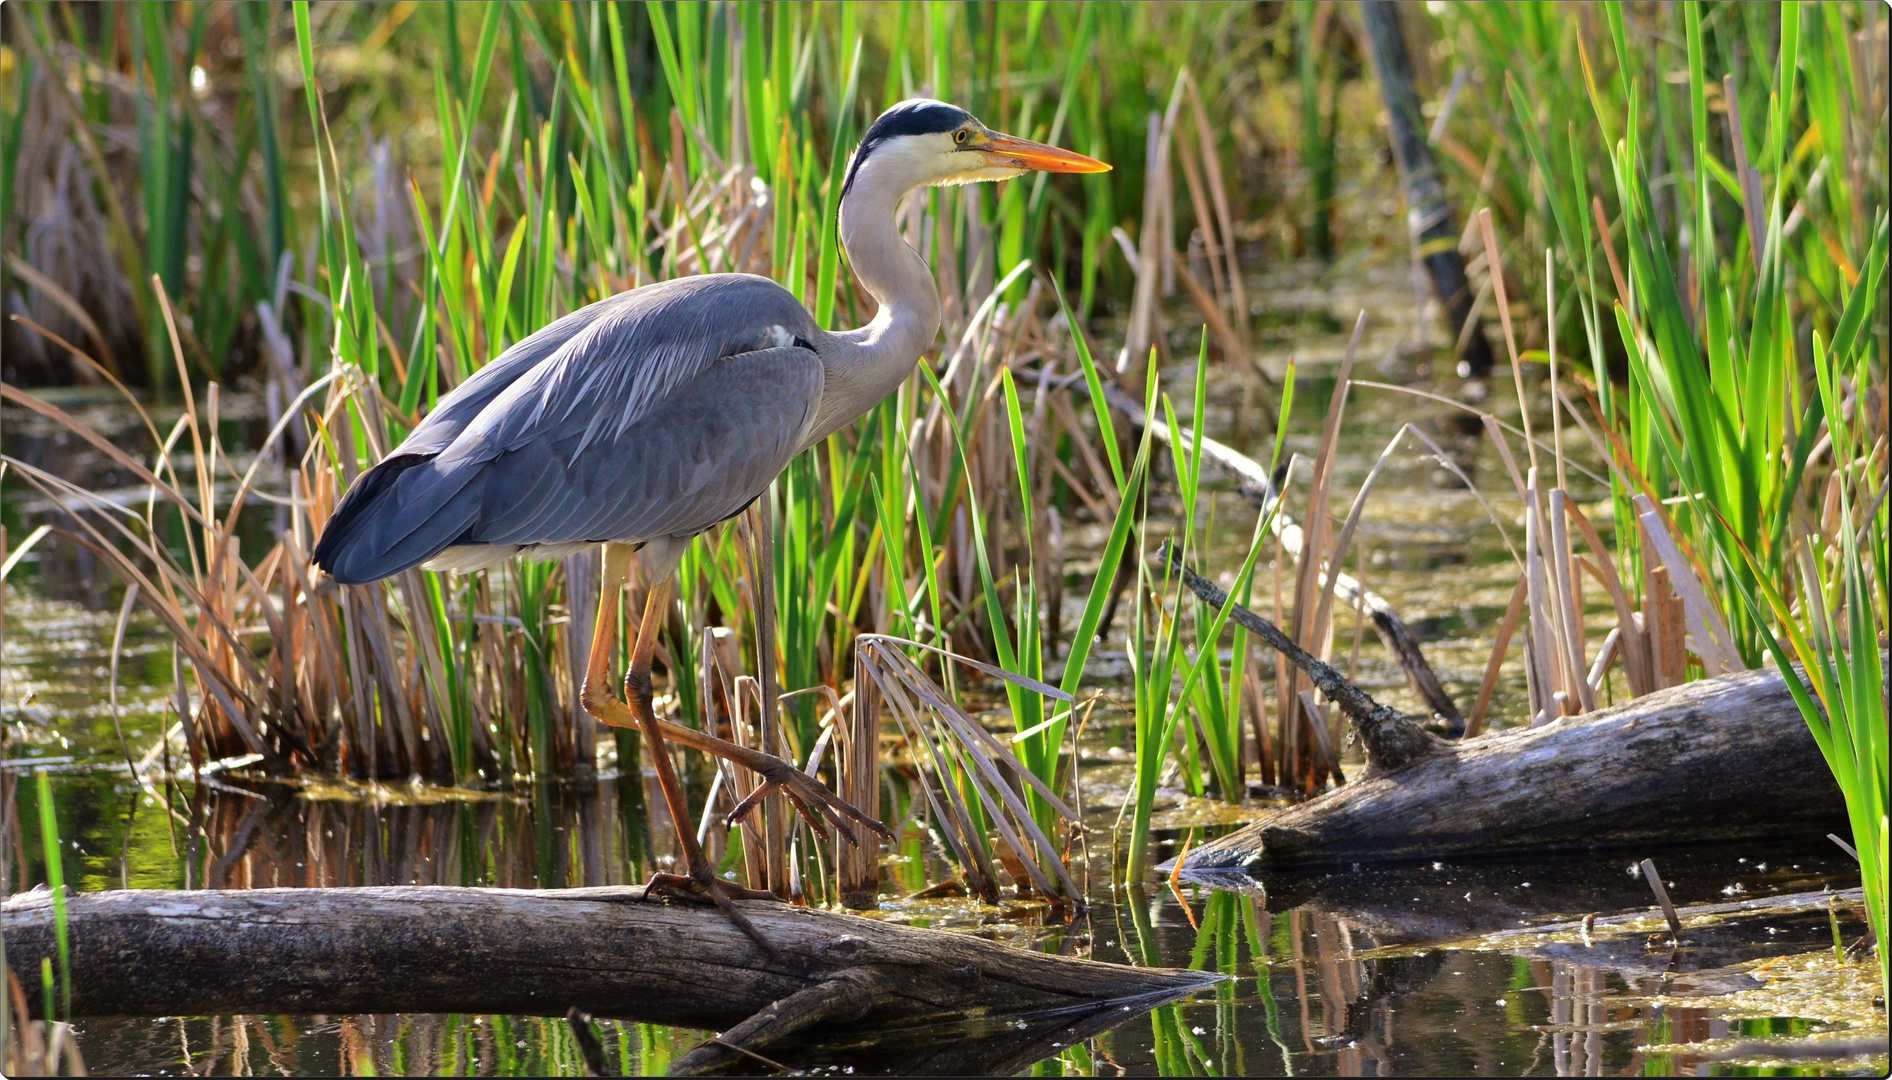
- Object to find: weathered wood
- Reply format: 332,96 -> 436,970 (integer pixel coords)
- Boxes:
1174,664 -> 1850,869
1,885 -> 1218,1035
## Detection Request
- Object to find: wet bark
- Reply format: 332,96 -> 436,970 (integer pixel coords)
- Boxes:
1172,664 -> 1852,870
1360,0 -> 1497,377
2,885 -> 1217,1052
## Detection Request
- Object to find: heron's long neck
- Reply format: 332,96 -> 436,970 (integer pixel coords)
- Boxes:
808,170 -> 940,443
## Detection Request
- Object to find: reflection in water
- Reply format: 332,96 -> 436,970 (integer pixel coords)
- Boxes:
69,773 -> 669,892
6,759 -> 1884,1075
77,1012 -> 703,1077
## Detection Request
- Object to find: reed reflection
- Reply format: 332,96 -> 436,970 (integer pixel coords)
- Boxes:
169,774 -> 664,892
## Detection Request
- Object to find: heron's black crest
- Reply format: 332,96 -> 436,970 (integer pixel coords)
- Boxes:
841,99 -> 974,200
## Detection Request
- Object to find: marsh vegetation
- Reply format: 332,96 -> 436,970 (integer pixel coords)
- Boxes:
1,1 -> 1885,1074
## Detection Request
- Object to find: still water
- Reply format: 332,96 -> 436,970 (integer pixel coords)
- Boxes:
3,766 -> 1875,1075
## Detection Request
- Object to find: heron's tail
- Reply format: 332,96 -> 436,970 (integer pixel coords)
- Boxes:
310,453 -> 477,584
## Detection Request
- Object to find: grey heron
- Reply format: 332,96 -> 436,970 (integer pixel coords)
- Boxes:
311,99 -> 1107,936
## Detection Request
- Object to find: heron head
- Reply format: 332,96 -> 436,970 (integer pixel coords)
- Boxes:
842,99 -> 1109,201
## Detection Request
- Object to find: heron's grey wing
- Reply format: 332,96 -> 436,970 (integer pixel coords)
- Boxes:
477,345 -> 823,546
357,346 -> 821,575
390,274 -> 812,459
313,275 -> 818,582
388,290 -> 635,459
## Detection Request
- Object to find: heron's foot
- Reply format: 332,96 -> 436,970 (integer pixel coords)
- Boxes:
643,871 -> 784,964
723,753 -> 894,849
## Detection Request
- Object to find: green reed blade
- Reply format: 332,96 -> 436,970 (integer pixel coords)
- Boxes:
814,36 -> 863,330
34,771 -> 69,1018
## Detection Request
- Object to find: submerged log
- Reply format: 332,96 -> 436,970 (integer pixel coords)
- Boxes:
3,885 -> 1217,1070
1175,663 -> 1850,869
1187,843 -> 1861,950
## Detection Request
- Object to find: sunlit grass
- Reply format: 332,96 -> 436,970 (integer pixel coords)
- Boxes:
1477,0 -> 1887,992
0,4 -> 1881,940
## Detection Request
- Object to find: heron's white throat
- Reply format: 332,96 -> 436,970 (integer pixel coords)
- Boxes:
805,134 -> 956,447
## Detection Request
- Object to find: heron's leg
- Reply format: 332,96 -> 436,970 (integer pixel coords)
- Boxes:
587,548 -> 886,848
616,586 -> 889,858
578,544 -> 638,729
583,546 -> 884,890
619,579 -> 760,888
604,575 -> 788,962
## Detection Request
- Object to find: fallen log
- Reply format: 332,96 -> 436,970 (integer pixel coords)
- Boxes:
3,885 -> 1218,1074
1174,661 -> 1850,869
1158,549 -> 1854,868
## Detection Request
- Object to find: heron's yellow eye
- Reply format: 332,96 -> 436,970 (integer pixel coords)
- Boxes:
954,129 -> 969,145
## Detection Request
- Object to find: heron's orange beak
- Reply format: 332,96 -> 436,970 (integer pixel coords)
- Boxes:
976,131 -> 1111,174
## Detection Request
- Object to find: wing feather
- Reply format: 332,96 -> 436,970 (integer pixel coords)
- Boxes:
474,346 -> 821,547
313,275 -> 822,584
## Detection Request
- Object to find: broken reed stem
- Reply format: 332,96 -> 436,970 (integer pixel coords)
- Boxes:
1161,544 -> 1438,773
1095,380 -> 1465,732
837,675 -> 881,910
746,498 -> 789,899
1639,858 -> 1686,942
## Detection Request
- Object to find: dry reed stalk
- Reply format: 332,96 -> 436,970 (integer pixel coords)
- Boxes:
837,673 -> 881,908
1045,391 -> 1121,515
1642,562 -> 1689,690
564,549 -> 600,770
868,659 -> 998,902
1244,663 -> 1275,787
0,376 -> 288,754
1272,528 -> 1302,785
1308,424 -> 1409,654
1563,498 -> 1655,696
1296,690 -> 1345,786
1634,495 -> 1744,676
1473,214 -> 1616,724
1120,74 -> 1188,378
1547,487 -> 1593,713
1521,472 -> 1560,725
741,499 -> 789,897
1180,73 -> 1248,343
1166,77 -> 1252,378
1282,313 -> 1364,787
1172,259 -> 1250,378
1467,576 -> 1529,737
1586,626 -> 1622,697
723,673 -> 770,892
856,636 -> 1079,902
